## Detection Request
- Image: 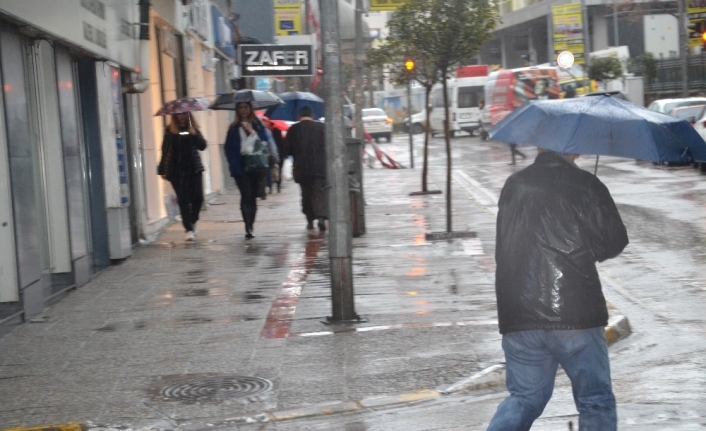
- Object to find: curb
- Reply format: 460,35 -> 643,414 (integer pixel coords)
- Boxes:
2,423 -> 85,431
7,318 -> 632,431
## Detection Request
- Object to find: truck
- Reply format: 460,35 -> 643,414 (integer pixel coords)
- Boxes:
480,65 -> 561,139
429,65 -> 489,137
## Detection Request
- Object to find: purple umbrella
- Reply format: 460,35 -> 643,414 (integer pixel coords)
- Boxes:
155,97 -> 211,116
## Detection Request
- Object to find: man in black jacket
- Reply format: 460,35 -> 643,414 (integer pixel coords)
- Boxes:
286,106 -> 328,231
487,150 -> 628,431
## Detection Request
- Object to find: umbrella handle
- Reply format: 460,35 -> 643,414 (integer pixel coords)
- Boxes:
594,155 -> 600,175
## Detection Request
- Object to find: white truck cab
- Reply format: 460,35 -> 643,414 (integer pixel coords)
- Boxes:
430,65 -> 489,138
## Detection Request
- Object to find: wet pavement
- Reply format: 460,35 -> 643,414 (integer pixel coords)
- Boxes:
1,134 -> 705,430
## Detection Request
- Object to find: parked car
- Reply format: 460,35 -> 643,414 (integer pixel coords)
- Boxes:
403,109 -> 427,135
668,105 -> 706,124
362,108 -> 393,142
647,97 -> 706,114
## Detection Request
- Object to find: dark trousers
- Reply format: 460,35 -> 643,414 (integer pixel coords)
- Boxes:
170,173 -> 203,232
510,144 -> 526,164
235,171 -> 265,232
299,177 -> 328,224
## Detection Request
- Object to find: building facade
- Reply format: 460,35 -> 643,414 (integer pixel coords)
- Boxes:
0,0 -> 244,334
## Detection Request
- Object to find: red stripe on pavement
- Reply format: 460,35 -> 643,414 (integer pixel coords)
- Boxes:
260,237 -> 323,339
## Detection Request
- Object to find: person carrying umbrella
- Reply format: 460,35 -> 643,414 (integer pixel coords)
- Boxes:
223,101 -> 272,239
157,112 -> 207,241
285,106 -> 328,231
486,149 -> 629,430
262,117 -> 287,193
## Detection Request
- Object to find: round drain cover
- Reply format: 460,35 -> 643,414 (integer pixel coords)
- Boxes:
162,376 -> 273,402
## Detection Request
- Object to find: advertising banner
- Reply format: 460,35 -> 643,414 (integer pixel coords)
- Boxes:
274,8 -> 303,36
688,0 -> 706,47
552,3 -> 585,64
239,44 -> 314,77
370,0 -> 407,11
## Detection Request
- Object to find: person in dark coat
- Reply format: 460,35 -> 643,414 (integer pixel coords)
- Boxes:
285,106 -> 328,231
158,112 -> 207,241
223,102 -> 271,239
263,118 -> 286,193
486,149 -> 628,431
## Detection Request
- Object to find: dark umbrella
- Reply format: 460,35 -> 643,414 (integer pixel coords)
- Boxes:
489,95 -> 706,164
155,96 -> 211,116
209,89 -> 285,111
265,91 -> 324,121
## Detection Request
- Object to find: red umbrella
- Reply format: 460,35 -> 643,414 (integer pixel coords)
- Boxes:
155,96 -> 210,116
257,114 -> 290,132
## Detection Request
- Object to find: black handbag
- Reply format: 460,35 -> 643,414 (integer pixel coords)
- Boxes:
243,140 -> 269,173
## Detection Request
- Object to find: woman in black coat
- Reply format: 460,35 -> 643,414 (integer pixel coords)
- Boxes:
158,112 -> 207,241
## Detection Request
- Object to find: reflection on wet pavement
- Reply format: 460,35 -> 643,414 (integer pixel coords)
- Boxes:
260,237 -> 324,339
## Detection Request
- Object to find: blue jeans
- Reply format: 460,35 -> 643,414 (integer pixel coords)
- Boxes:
486,328 -> 616,431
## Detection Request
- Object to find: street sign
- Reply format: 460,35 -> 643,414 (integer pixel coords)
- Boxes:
239,44 -> 314,77
369,0 -> 407,11
557,51 -> 575,69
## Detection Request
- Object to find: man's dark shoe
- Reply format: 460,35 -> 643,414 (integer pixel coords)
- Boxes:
318,218 -> 326,231
306,221 -> 314,230
245,232 -> 254,239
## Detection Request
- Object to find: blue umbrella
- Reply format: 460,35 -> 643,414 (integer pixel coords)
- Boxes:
265,91 -> 324,121
489,94 -> 706,164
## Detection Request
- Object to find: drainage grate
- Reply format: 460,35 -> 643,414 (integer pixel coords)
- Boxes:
161,376 -> 273,402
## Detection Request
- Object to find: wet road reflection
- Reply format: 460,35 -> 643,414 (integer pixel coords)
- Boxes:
261,236 -> 325,339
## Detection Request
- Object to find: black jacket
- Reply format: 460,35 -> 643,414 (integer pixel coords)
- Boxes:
495,152 -> 628,334
285,119 -> 327,183
158,130 -> 207,180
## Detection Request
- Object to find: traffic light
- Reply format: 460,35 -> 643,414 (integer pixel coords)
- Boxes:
404,59 -> 415,72
702,30 -> 706,48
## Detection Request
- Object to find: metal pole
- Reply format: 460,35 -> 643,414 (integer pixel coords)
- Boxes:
320,0 -> 358,322
612,3 -> 619,47
354,0 -> 366,235
679,0 -> 689,97
407,78 -> 414,168
582,0 -> 591,69
355,0 -> 364,142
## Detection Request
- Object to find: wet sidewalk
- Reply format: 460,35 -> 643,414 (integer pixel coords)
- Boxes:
0,164 -> 617,430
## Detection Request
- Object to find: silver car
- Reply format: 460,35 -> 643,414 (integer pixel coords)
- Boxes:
362,108 -> 393,142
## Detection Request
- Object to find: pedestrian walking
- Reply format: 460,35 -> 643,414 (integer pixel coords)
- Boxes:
263,118 -> 286,193
224,101 -> 271,239
157,112 -> 207,241
486,149 -> 629,431
508,143 -> 526,165
285,106 -> 328,231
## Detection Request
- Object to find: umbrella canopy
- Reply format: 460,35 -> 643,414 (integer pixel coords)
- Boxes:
209,89 -> 285,111
155,96 -> 211,116
257,114 -> 291,132
489,95 -> 706,163
265,91 -> 324,121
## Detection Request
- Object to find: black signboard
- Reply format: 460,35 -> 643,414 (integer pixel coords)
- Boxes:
239,44 -> 314,77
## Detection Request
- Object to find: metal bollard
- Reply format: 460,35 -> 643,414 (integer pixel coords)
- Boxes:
346,138 -> 366,237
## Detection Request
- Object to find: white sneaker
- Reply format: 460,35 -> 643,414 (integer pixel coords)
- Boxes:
186,231 -> 196,241
193,224 -> 197,236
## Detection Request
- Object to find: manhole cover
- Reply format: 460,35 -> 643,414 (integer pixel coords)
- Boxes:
162,376 -> 273,402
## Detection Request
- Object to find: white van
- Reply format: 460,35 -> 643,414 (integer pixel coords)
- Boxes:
429,75 -> 488,137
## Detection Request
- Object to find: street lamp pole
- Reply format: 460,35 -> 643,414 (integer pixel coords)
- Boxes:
407,78 -> 414,168
320,0 -> 359,322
